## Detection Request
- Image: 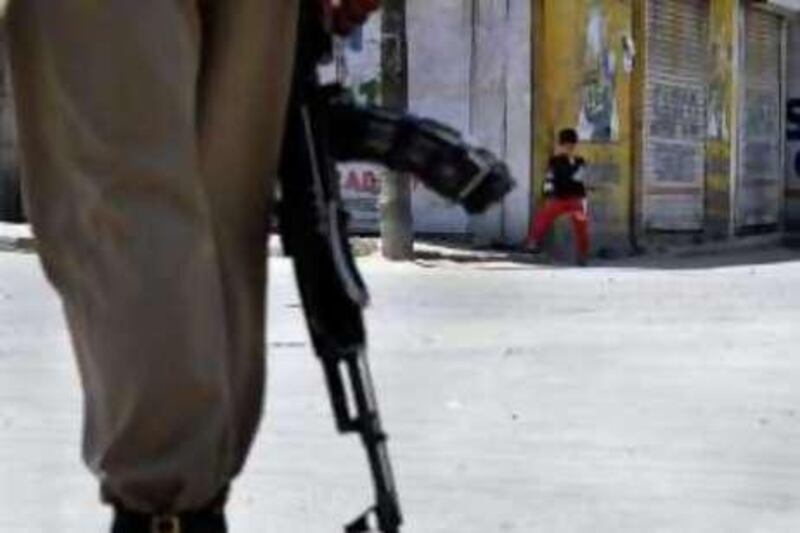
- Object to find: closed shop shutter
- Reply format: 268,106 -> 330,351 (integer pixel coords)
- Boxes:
0,33 -> 23,222
643,0 -> 709,231
787,22 -> 800,231
736,7 -> 782,230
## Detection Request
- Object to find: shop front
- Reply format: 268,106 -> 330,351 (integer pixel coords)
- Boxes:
636,0 -> 795,244
0,31 -> 21,223
785,19 -> 800,232
641,0 -> 710,232
735,3 -> 785,232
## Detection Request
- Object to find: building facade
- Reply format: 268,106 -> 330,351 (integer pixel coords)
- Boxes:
1,2 -> 799,256
536,0 -> 798,255
406,0 -> 800,254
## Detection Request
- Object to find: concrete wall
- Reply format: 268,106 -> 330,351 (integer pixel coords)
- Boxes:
407,0 -> 472,234
407,0 -> 532,242
467,0 -> 533,245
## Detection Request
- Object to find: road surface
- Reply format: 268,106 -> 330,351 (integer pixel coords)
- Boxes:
1,248 -> 800,532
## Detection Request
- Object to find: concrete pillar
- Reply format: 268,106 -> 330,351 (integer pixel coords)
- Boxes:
705,0 -> 740,239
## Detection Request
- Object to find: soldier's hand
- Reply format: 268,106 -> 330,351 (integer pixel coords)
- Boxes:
322,0 -> 381,36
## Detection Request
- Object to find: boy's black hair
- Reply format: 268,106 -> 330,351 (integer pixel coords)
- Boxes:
558,128 -> 579,146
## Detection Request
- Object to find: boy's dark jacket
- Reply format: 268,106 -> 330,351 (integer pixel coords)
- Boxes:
544,155 -> 587,199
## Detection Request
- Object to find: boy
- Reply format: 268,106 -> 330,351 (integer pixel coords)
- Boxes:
525,128 -> 590,266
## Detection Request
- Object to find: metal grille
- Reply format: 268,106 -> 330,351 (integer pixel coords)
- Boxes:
737,7 -> 782,229
643,0 -> 709,231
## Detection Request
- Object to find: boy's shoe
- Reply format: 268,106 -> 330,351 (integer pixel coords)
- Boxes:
522,241 -> 544,254
576,256 -> 589,267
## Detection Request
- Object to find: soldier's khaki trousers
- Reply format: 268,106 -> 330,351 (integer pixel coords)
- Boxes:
5,0 -> 297,513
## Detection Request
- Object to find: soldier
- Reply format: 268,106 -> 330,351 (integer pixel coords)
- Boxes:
2,1 -> 378,531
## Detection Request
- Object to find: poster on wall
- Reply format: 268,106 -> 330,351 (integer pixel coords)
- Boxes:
577,0 -> 619,142
337,14 -> 383,233
340,164 -> 385,233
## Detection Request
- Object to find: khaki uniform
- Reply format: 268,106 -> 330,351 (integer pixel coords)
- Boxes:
5,0 -> 297,513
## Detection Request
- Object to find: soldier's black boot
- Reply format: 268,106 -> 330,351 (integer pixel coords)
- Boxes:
111,489 -> 229,533
111,507 -> 227,533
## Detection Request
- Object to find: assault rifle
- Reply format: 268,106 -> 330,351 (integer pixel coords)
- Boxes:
277,4 -> 514,532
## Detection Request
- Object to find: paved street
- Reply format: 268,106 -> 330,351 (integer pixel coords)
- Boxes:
2,247 -> 800,532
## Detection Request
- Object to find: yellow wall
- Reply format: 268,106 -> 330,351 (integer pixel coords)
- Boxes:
705,0 -> 738,238
535,0 -> 634,254
535,0 -> 745,249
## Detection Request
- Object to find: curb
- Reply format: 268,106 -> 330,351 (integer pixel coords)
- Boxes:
0,223 -> 35,252
389,235 -> 794,266
2,225 -> 791,262
267,235 -> 380,258
0,228 -> 379,258
640,234 -> 784,259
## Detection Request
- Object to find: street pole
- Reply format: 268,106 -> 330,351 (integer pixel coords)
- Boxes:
379,0 -> 414,260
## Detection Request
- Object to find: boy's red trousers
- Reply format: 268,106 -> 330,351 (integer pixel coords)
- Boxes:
527,198 -> 590,258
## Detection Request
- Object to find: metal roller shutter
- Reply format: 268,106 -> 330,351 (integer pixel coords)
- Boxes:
787,22 -> 800,231
0,34 -> 22,223
736,7 -> 782,230
643,0 -> 709,231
